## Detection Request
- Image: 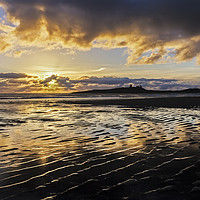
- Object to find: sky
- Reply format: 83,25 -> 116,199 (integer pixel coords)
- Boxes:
0,0 -> 200,92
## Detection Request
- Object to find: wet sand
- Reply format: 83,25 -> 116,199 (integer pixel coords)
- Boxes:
60,96 -> 200,108
0,100 -> 200,200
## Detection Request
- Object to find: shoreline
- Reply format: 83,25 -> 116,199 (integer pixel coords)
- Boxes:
59,96 -> 200,108
1,96 -> 200,108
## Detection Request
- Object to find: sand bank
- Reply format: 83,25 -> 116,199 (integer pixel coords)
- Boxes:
60,96 -> 200,108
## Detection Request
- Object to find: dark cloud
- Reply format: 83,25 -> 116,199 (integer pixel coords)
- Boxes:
73,77 -> 134,86
5,0 -> 199,35
1,0 -> 200,64
0,73 -> 29,79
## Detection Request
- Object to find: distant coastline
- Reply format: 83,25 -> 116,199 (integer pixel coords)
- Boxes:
73,85 -> 200,94
0,86 -> 200,108
68,86 -> 200,108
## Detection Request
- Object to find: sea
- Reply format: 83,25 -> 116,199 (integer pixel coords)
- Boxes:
0,93 -> 200,200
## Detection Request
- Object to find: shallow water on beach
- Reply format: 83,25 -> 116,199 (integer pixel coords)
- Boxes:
0,100 -> 200,200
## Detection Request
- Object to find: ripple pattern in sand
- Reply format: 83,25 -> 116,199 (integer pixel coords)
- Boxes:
0,103 -> 200,200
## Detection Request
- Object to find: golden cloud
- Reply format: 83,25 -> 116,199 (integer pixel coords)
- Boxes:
1,0 -> 200,64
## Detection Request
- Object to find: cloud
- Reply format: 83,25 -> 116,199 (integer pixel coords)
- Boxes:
93,68 -> 106,72
0,73 -> 200,93
40,74 -> 58,85
0,72 -> 29,78
38,75 -> 200,91
1,0 -> 200,64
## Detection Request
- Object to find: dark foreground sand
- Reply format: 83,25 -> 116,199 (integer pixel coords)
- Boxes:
60,96 -> 200,108
0,99 -> 200,200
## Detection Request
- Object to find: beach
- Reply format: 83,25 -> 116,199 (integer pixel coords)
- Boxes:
0,96 -> 200,200
1,0 -> 200,199
59,96 -> 200,108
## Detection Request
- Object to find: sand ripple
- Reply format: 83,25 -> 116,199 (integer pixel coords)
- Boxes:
0,103 -> 200,200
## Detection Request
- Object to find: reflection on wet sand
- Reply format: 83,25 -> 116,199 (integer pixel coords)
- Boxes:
0,102 -> 200,200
